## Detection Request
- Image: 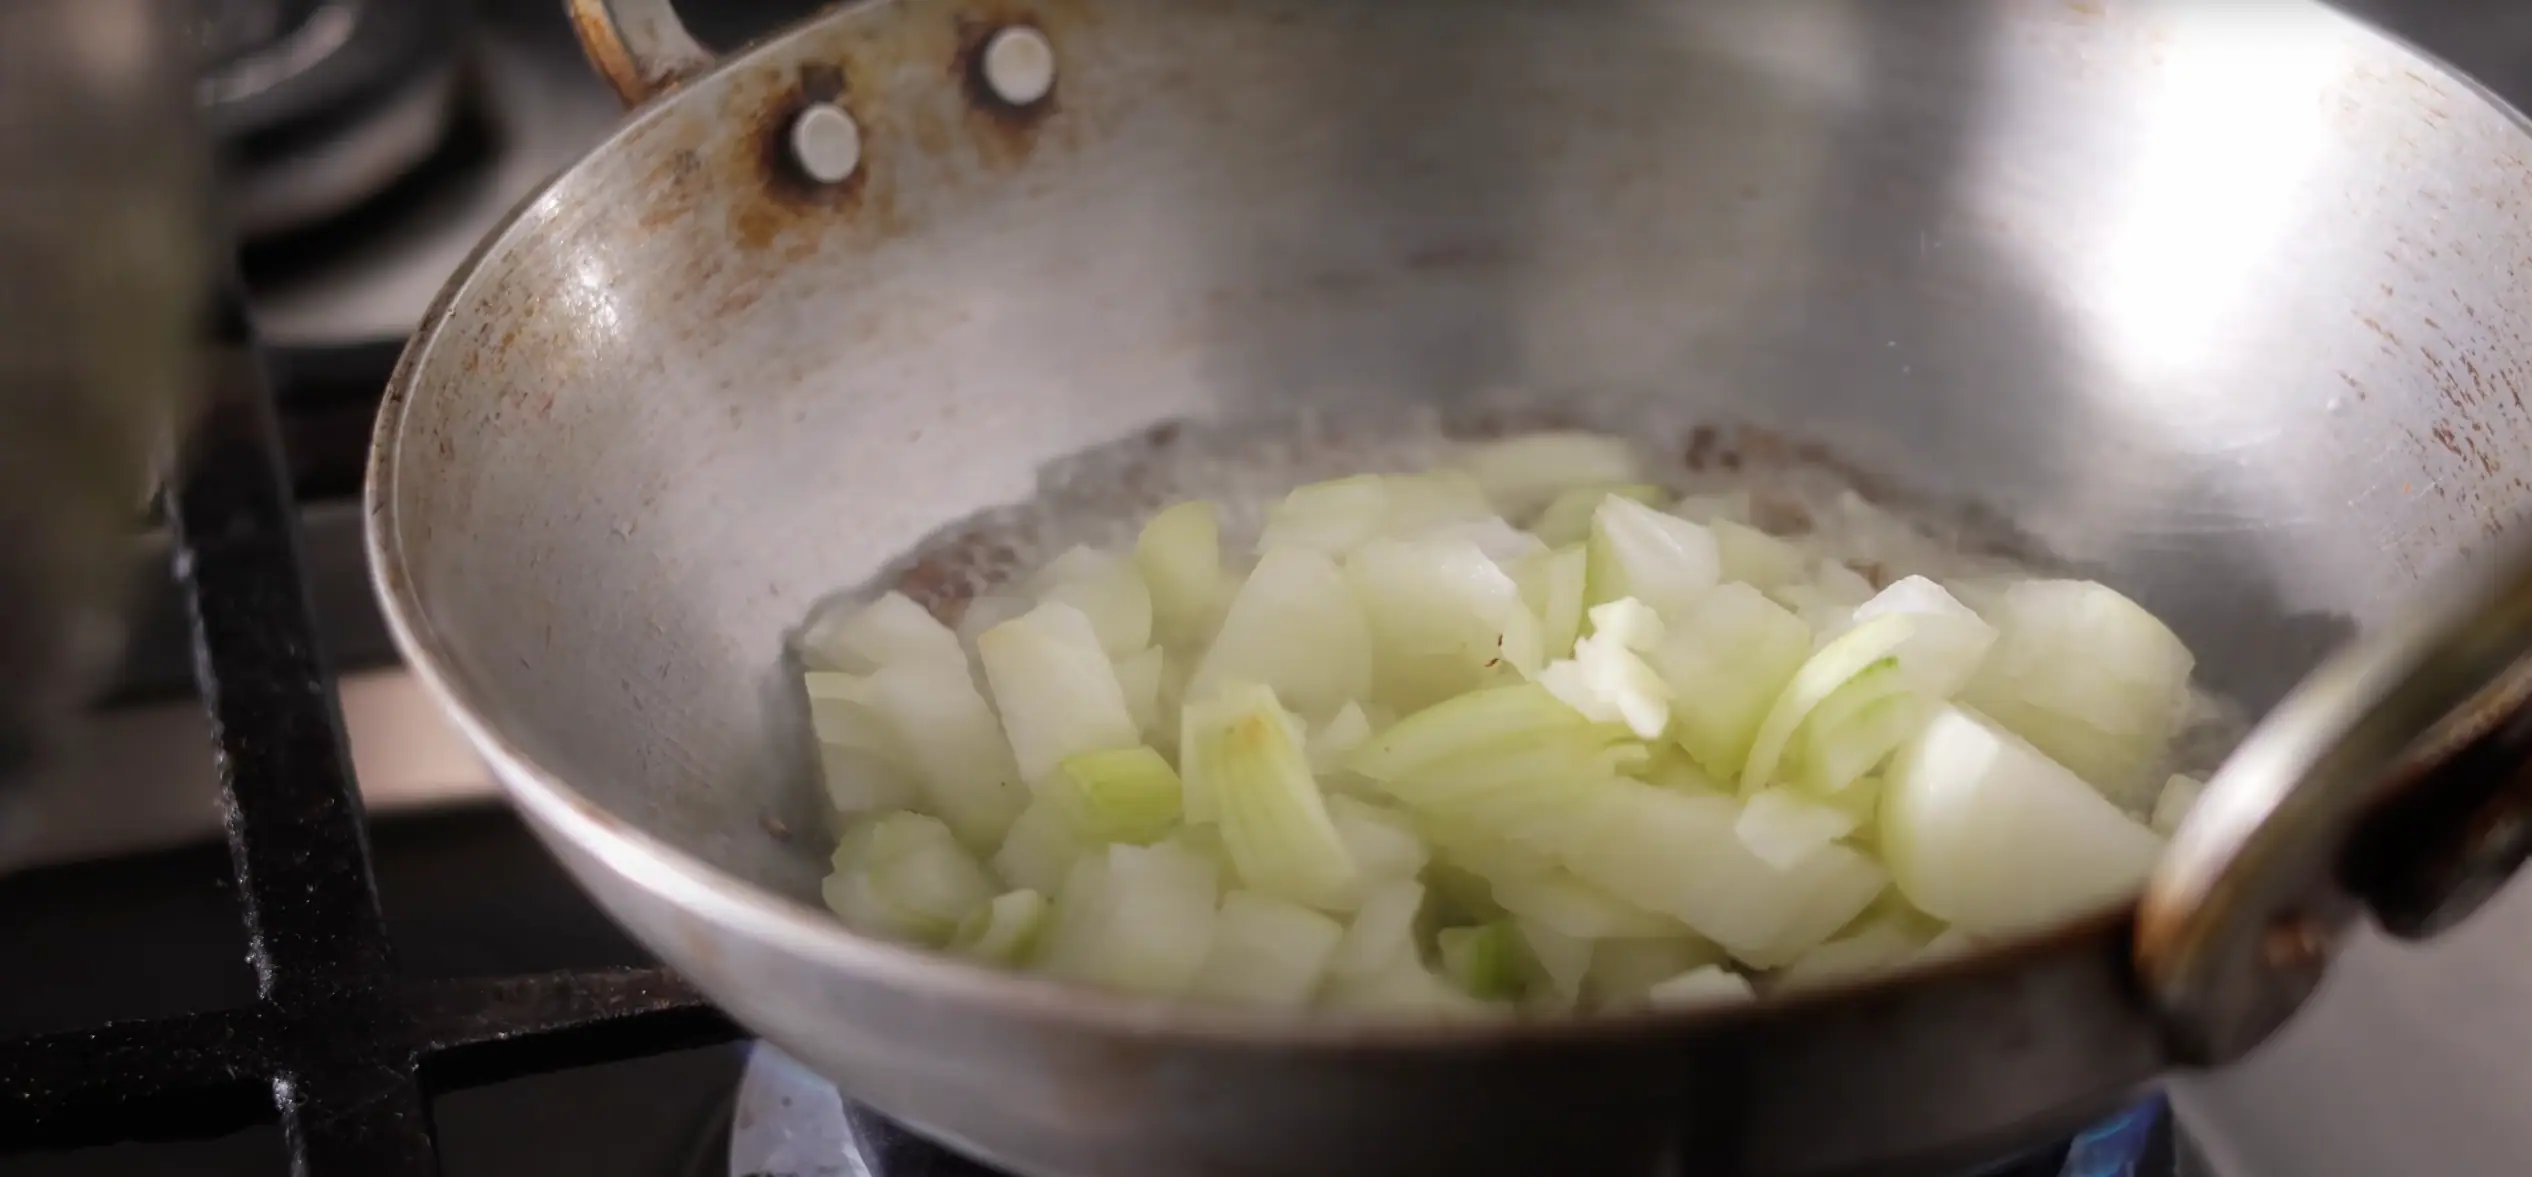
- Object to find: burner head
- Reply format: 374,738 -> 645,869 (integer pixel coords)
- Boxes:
196,0 -> 468,238
722,1042 -> 2171,1177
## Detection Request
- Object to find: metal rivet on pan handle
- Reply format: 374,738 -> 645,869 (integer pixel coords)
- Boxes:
981,26 -> 1056,107
789,102 -> 862,185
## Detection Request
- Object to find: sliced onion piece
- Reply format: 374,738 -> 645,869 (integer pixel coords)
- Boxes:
822,812 -> 998,947
1851,575 -> 1997,699
1672,491 -> 1752,526
1532,484 -> 1666,548
1879,706 -> 2165,937
1347,682 -> 1594,783
1179,683 -> 1359,909
1645,965 -> 1756,1008
1538,599 -> 1672,740
1788,659 -> 1933,796
1587,937 -> 1726,1010
1514,918 -> 1592,1004
1514,544 -> 1590,663
1114,645 -> 1171,743
1449,431 -> 1644,518
1961,579 -> 2195,809
1326,795 -> 1430,887
1734,786 -> 1860,870
991,796 -> 1097,896
1307,702 -> 1376,775
1438,921 -> 1532,1001
1646,583 -> 1812,779
1135,500 -> 1230,651
804,662 -> 1027,849
1035,546 -> 1155,659
950,889 -> 1050,964
1038,843 -> 1220,995
977,602 -> 1141,789
1347,536 -> 1536,709
1189,890 -> 1347,1009
1188,546 -> 1373,720
1587,496 -> 1721,617
1326,879 -> 1427,980
1490,866 -> 1684,939
1712,519 -> 1806,590
814,741 -> 921,816
798,590 -> 965,673
1049,746 -> 1183,845
1776,915 -> 1931,991
1537,779 -> 1887,966
1739,614 -> 1917,792
2150,772 -> 2204,836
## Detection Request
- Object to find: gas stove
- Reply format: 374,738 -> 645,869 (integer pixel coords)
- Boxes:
3,1 -> 2531,1175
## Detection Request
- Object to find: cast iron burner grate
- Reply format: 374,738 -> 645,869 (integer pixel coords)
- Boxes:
0,288 -> 740,1175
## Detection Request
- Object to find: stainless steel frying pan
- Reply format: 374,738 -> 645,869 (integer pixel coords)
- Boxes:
367,0 -> 2532,1172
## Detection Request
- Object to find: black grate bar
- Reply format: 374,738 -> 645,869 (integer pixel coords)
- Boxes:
0,1010 -> 270,1148
409,969 -> 741,1090
171,297 -> 435,1175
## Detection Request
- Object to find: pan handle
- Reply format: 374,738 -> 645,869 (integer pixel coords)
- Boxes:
2139,526 -> 2532,1065
566,0 -> 716,109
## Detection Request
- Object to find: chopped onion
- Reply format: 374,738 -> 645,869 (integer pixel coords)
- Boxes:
803,662 -> 1026,849
1179,683 -> 1360,909
1514,544 -> 1590,663
1188,546 -> 1373,719
1712,519 -> 1805,590
1136,500 -> 1230,651
1673,491 -> 1752,526
793,429 -> 2229,1014
1587,496 -> 1721,616
822,812 -> 999,947
1645,965 -> 1755,1008
1788,660 -> 1932,796
977,602 -> 1141,788
1490,865 -> 1684,939
1327,794 -> 1431,887
1347,536 -> 1538,708
1049,746 -> 1183,845
1327,879 -> 1427,980
1307,702 -> 1377,777
799,590 -> 965,673
1038,843 -> 1220,995
1035,546 -> 1154,659
1646,583 -> 1812,778
1587,936 -> 1725,1009
992,797 -> 1096,896
1515,918 -> 1593,1003
1450,432 -> 1645,518
2151,772 -> 2204,836
950,889 -> 1050,964
1537,599 -> 1671,740
1961,579 -> 2194,809
1735,786 -> 1860,870
1533,484 -> 1665,548
1190,891 -> 1347,1009
1851,575 -> 1997,699
1879,706 -> 2165,937
1439,921 -> 1532,1001
1739,614 -> 1917,793
1114,645 -> 1171,742
1776,915 -> 1930,991
1537,779 -> 1886,966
